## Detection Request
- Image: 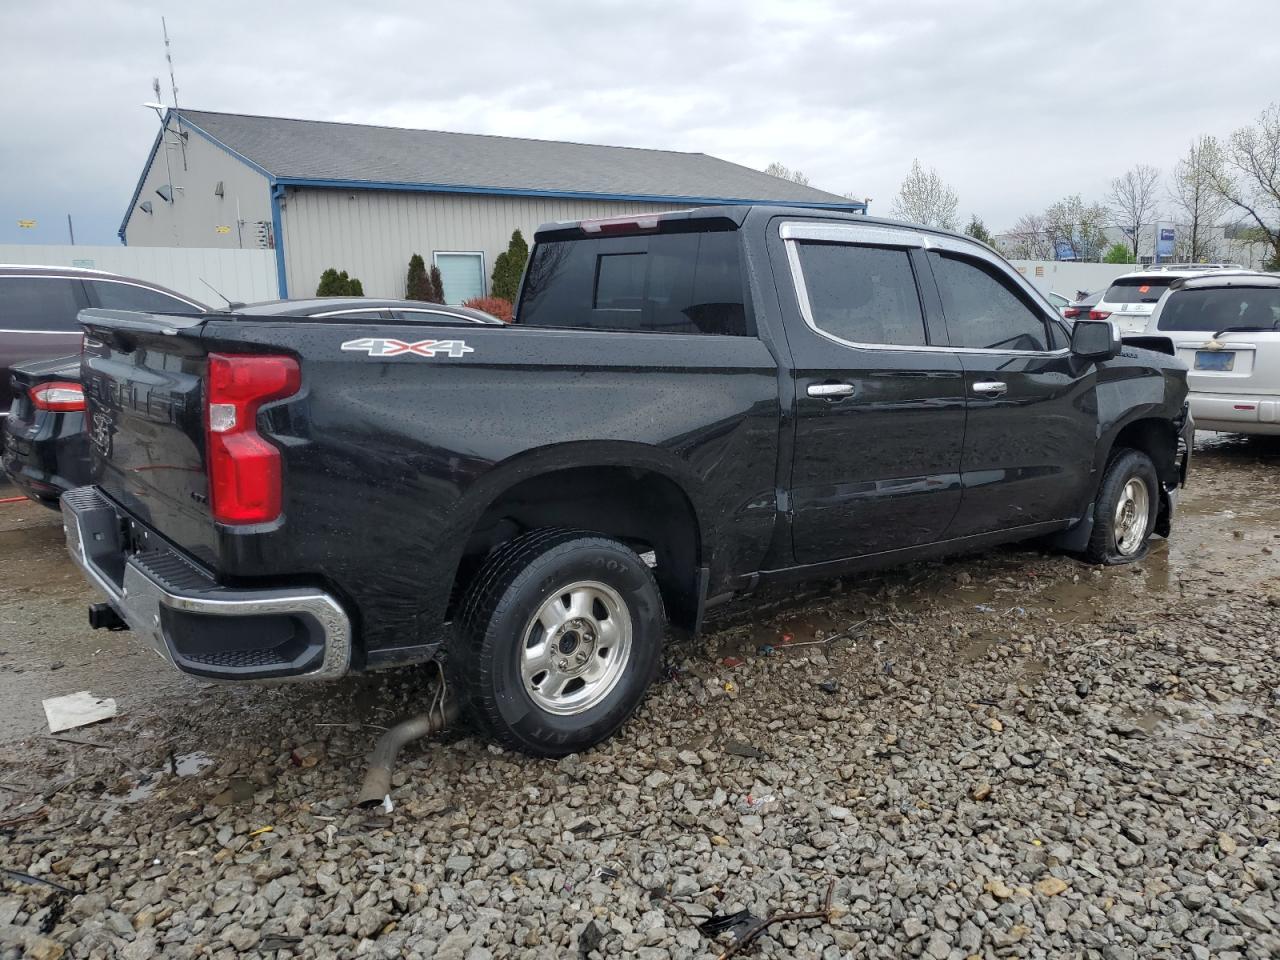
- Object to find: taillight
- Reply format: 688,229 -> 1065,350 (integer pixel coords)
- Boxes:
29,381 -> 85,412
1063,307 -> 1081,319
205,353 -> 300,525
1089,310 -> 1112,321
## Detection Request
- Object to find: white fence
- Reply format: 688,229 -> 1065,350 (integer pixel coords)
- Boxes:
1008,260 -> 1134,299
0,244 -> 279,305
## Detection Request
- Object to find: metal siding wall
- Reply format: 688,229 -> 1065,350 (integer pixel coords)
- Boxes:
124,117 -> 272,249
280,189 -> 676,299
0,244 -> 279,302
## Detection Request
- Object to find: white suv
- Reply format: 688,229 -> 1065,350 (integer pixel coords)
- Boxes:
1093,264 -> 1244,334
1142,272 -> 1280,435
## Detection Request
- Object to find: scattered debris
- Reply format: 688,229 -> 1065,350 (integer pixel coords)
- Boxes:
698,909 -> 760,940
725,741 -> 766,760
41,691 -> 117,733
737,793 -> 778,813
0,868 -> 79,896
714,879 -> 836,960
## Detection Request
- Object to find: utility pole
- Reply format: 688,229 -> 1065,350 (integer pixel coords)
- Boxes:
67,214 -> 75,245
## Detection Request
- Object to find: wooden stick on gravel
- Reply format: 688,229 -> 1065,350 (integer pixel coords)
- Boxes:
716,879 -> 836,960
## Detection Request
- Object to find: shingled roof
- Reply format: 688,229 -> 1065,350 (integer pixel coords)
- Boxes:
169,109 -> 858,206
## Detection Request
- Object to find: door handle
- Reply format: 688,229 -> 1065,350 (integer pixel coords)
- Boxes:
807,382 -> 855,399
971,381 -> 1008,397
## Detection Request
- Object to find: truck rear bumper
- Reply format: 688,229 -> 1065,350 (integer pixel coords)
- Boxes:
61,486 -> 351,681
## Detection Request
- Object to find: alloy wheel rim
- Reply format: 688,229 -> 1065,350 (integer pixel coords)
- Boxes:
1113,476 -> 1150,555
520,580 -> 633,716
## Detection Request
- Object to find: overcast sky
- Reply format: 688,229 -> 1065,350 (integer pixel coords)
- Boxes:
3,0 -> 1279,246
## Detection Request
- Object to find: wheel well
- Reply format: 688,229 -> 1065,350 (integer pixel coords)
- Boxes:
1110,418 -> 1179,485
449,466 -> 703,631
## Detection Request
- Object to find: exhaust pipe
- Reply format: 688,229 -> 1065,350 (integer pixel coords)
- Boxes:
356,697 -> 460,810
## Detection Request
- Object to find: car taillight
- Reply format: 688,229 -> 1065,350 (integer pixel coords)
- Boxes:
1089,310 -> 1112,321
205,353 -> 300,525
1063,307 -> 1081,319
29,381 -> 85,412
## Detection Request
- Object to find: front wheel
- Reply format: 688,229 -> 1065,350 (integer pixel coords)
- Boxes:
453,530 -> 665,757
1085,448 -> 1159,564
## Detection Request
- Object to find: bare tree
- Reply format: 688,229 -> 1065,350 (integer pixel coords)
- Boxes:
1107,164 -> 1162,260
1002,212 -> 1053,259
889,159 -> 959,230
1044,195 -> 1110,261
1210,102 -> 1280,271
763,161 -> 811,187
1170,136 -> 1230,263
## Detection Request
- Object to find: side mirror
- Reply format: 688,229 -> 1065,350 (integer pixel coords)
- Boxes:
1071,318 -> 1121,362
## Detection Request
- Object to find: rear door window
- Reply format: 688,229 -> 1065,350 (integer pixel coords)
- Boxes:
929,252 -> 1051,352
85,280 -> 198,313
518,230 -> 749,336
1104,277 -> 1173,304
0,276 -> 86,331
794,242 -> 927,346
1158,287 -> 1280,332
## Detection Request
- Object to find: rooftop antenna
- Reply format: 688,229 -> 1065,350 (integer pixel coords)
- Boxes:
162,16 -> 179,109
160,18 -> 188,169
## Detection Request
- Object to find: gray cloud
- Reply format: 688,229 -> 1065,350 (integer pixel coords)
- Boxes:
3,0 -> 1278,245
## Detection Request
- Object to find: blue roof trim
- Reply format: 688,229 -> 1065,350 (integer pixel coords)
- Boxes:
118,111 -> 276,243
271,176 -> 868,212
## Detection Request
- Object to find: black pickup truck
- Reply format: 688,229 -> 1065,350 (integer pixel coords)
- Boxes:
63,206 -> 1192,756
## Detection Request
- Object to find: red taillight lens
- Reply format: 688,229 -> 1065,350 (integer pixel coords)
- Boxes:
1088,310 -> 1112,321
1063,307 -> 1081,319
29,381 -> 85,411
205,353 -> 300,525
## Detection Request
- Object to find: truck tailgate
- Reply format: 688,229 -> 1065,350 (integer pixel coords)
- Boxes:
80,309 -> 219,565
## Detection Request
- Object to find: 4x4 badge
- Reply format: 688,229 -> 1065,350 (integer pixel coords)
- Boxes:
341,337 -> 474,358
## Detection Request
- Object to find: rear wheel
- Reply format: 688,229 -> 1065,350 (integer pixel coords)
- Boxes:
453,530 -> 664,756
1085,448 -> 1158,564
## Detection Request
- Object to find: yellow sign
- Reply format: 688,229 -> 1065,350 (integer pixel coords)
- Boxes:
214,225 -> 231,234
17,219 -> 36,228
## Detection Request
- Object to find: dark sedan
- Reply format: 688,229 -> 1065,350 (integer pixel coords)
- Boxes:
2,355 -> 88,506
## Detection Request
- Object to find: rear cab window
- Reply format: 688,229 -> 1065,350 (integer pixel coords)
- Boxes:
517,228 -> 750,336
0,276 -> 86,331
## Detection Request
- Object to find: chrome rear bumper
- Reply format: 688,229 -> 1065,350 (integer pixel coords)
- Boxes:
61,486 -> 351,681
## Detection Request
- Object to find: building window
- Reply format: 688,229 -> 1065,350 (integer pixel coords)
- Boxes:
433,252 -> 485,305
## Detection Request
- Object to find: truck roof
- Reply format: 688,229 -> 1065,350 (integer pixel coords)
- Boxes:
534,204 -> 993,252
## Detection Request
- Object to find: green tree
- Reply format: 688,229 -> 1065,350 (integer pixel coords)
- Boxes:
316,268 -> 343,296
1103,242 -> 1133,264
490,229 -> 530,302
315,268 -> 364,296
964,216 -> 995,245
406,253 -> 432,301
428,264 -> 445,304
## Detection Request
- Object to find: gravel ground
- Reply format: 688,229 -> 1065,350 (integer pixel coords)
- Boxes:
1,434 -> 1278,960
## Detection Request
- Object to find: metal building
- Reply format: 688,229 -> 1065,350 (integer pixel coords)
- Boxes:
121,109 -> 866,301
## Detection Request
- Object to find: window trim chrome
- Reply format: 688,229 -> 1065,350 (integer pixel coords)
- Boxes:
780,221 -> 1071,357
309,307 -> 394,319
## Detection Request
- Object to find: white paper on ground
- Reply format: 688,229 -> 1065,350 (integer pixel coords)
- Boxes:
42,691 -> 118,733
